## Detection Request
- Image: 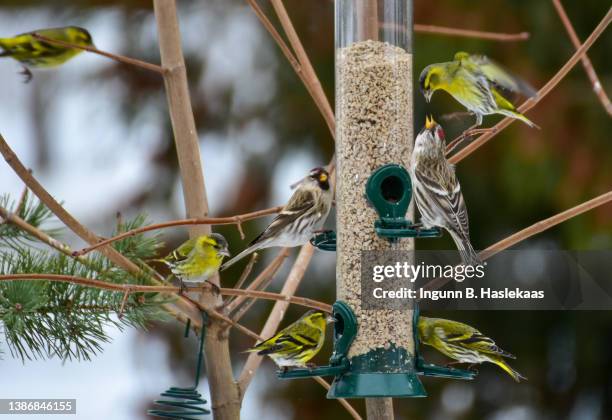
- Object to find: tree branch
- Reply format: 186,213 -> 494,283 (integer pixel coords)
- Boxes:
448,8 -> 612,164
423,189 -> 612,292
153,1 -> 241,418
265,0 -> 336,138
72,206 -> 283,257
31,33 -> 163,74
414,24 -> 529,41
552,0 -> 612,115
238,243 -> 316,394
225,249 -> 289,313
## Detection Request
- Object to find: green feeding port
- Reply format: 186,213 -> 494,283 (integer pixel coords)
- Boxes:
365,164 -> 442,240
413,305 -> 477,380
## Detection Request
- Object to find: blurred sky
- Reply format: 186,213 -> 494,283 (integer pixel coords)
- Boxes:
0,0 -> 611,419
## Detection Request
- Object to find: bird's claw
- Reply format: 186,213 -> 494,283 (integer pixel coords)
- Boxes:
205,280 -> 221,296
19,67 -> 33,83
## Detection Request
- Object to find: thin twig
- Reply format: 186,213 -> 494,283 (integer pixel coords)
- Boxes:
448,8 -> 612,164
266,0 -> 336,138
225,249 -> 289,314
230,267 -> 278,323
238,244 -> 316,393
552,0 -> 612,115
422,189 -> 612,292
313,376 -> 363,420
233,253 -> 259,291
118,288 -> 131,319
31,33 -> 163,74
225,287 -> 332,316
414,24 -> 529,41
72,206 -> 283,257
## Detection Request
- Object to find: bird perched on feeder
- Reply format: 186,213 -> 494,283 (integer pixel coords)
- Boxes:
419,51 -> 537,128
221,167 -> 333,271
411,116 -> 481,266
155,233 -> 230,293
246,310 -> 333,369
0,26 -> 94,82
418,316 -> 526,382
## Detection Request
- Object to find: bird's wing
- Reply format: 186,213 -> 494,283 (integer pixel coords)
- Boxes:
249,190 -> 316,246
451,65 -> 498,114
414,167 -> 470,239
470,54 -> 537,98
163,238 -> 197,263
434,323 -> 515,359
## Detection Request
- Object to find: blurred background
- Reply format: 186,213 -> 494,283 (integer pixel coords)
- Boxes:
0,0 -> 610,419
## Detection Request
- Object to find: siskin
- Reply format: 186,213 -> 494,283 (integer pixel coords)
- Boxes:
418,316 -> 526,382
221,167 -> 333,271
246,310 -> 333,368
0,26 -> 94,82
419,51 -> 537,127
156,233 -> 230,292
411,116 -> 480,265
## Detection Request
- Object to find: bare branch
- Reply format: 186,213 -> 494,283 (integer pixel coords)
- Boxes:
232,253 -> 259,291
222,288 -> 332,313
414,24 -> 529,41
448,8 -> 612,164
153,0 -> 241,416
552,0 -> 612,115
313,376 -> 363,420
423,189 -> 612,292
72,206 -> 283,257
225,249 -> 289,314
31,33 -> 163,74
238,244 -> 316,394
267,0 -> 336,138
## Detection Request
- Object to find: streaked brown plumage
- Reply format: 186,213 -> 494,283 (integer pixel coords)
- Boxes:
411,116 -> 480,265
221,167 -> 332,270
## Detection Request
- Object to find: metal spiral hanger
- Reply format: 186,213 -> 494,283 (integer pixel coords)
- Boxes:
149,312 -> 211,419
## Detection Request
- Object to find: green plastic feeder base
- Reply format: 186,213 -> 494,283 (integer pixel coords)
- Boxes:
328,371 -> 427,398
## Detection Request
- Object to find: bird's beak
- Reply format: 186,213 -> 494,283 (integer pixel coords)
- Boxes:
425,114 -> 436,130
220,248 -> 231,257
424,90 -> 433,103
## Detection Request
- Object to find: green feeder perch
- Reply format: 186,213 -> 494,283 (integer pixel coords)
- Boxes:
413,305 -> 477,380
365,164 -> 442,241
310,230 -> 337,252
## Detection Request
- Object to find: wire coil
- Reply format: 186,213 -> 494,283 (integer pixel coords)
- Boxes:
149,313 -> 211,419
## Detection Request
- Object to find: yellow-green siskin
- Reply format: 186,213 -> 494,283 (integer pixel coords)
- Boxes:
246,310 -> 332,368
419,51 -> 537,128
0,26 -> 94,82
418,316 -> 526,382
156,233 -> 230,291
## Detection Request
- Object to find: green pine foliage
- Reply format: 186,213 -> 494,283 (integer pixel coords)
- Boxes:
0,193 -> 171,362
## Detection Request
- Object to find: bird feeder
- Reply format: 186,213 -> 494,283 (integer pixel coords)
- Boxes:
334,0 -> 425,398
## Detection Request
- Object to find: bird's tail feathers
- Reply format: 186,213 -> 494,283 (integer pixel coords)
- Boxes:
499,109 -> 540,129
449,230 -> 482,267
495,359 -> 527,383
221,243 -> 262,271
